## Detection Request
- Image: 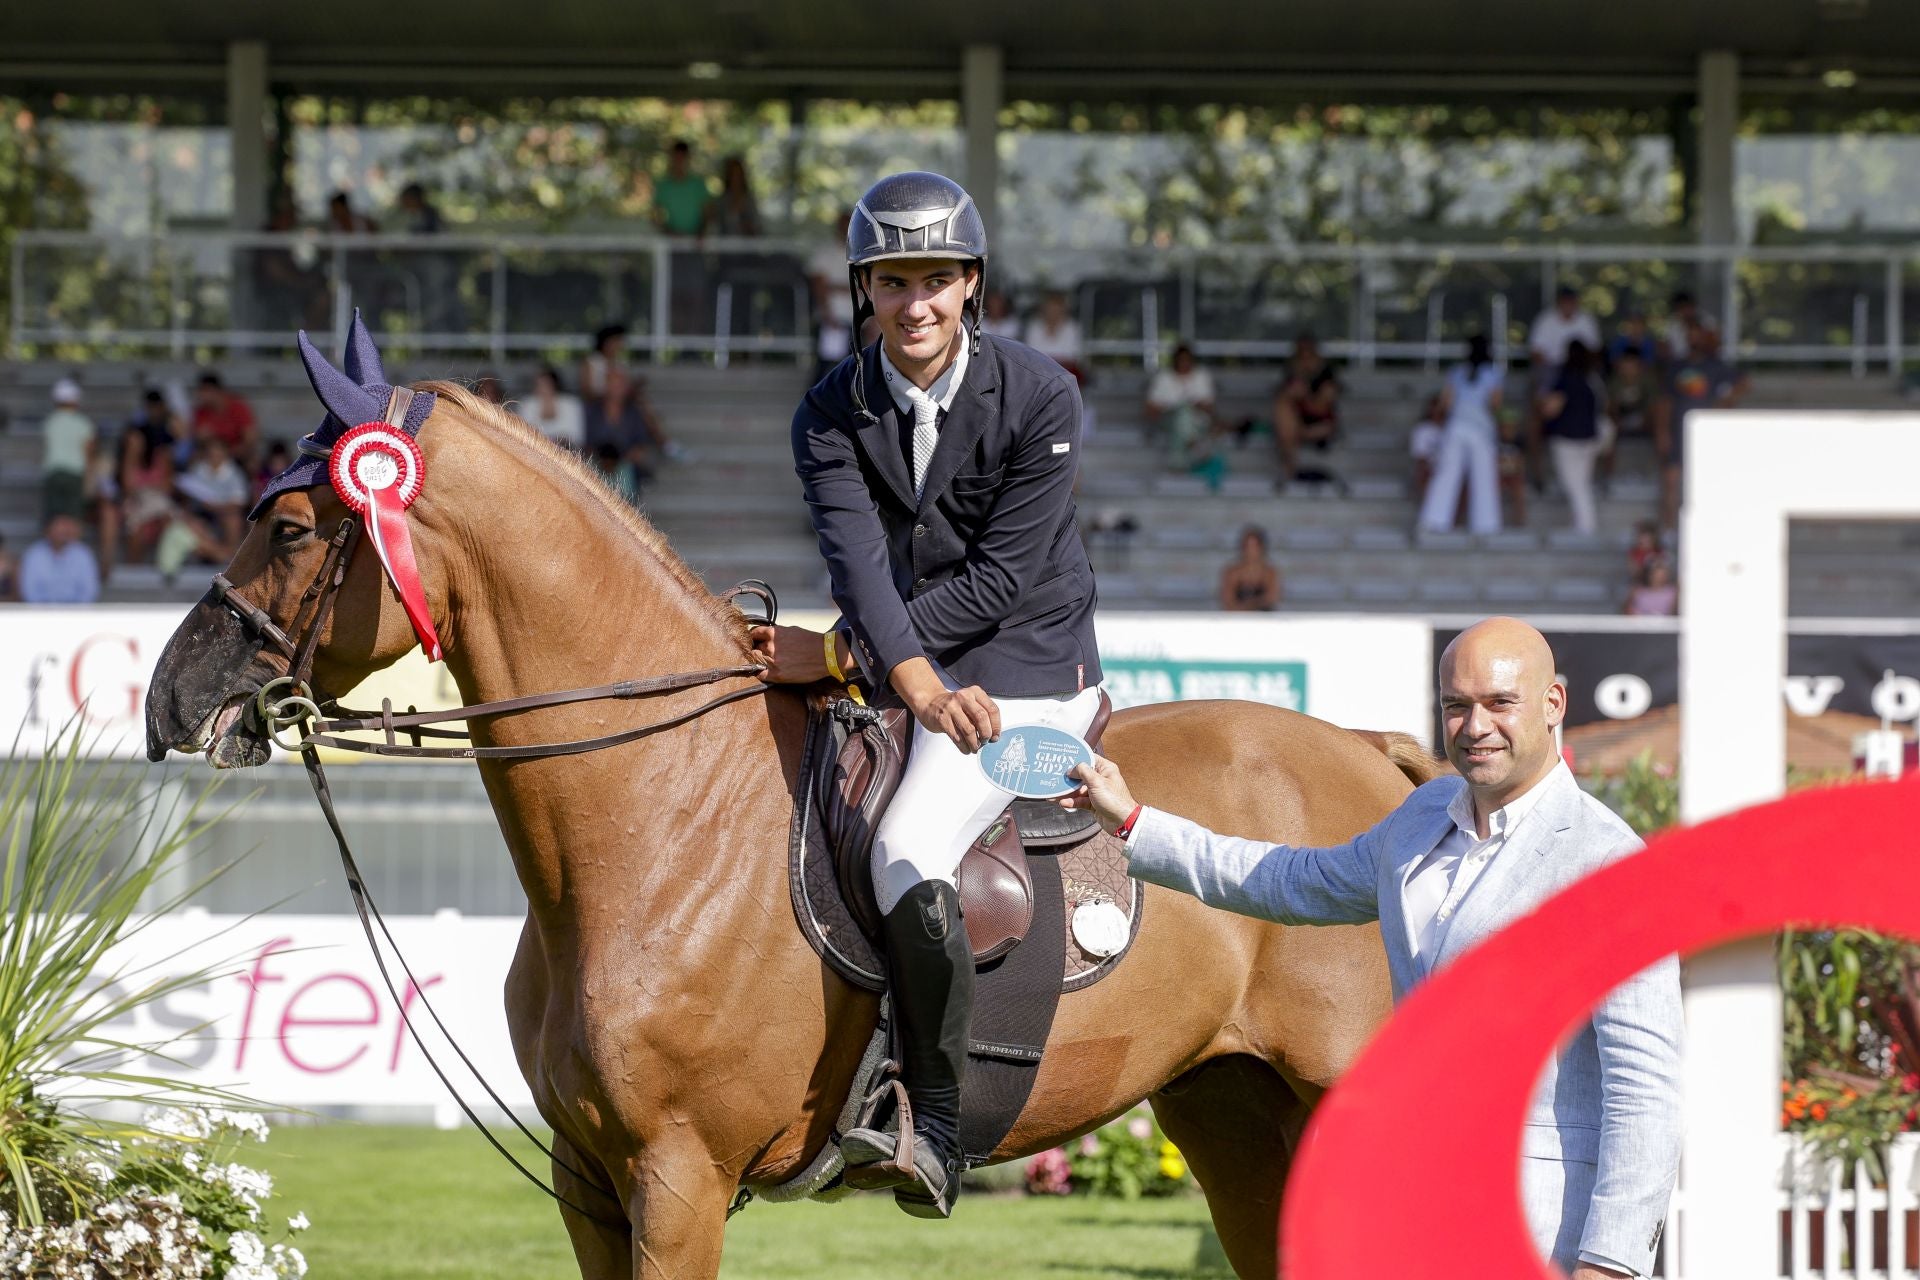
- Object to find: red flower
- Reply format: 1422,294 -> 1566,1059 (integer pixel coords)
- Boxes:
1812,1103 -> 1829,1121
1900,1073 -> 1919,1093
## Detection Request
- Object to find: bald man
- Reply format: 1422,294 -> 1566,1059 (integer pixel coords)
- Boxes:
1066,618 -> 1681,1279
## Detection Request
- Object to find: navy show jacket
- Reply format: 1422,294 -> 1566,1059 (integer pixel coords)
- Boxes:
790,333 -> 1102,699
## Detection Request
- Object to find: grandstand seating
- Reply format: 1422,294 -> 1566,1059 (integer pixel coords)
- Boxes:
2,357 -> 1915,617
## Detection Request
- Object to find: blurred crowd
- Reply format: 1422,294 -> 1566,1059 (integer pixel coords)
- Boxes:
15,323 -> 690,605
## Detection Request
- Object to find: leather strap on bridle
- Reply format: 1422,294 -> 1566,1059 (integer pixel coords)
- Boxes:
204,388 -> 784,1228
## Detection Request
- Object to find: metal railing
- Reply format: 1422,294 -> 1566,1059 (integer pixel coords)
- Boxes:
10,229 -> 1919,374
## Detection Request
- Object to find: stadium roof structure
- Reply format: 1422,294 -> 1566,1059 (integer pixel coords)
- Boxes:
6,0 -> 1920,100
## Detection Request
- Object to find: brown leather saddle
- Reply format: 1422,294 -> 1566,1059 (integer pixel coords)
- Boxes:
815,691 -> 1113,964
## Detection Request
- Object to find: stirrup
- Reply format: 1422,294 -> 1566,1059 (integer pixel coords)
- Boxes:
840,1066 -> 916,1189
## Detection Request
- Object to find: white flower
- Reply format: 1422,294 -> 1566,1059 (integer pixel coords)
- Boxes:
82,1160 -> 113,1185
228,1231 -> 266,1267
285,1212 -> 309,1233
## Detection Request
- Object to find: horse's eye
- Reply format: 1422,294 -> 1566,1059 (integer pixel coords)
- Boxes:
270,519 -> 311,545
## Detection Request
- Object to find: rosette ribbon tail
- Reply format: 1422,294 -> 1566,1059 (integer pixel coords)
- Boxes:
363,483 -> 443,662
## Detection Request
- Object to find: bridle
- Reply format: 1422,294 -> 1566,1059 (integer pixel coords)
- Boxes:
202,387 -> 777,1225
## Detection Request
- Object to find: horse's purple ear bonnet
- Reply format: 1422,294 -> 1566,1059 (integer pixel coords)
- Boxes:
249,311 -> 436,521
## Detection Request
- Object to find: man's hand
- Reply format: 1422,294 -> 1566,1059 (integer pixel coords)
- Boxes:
910,685 -> 1001,754
748,624 -> 833,684
1060,755 -> 1139,835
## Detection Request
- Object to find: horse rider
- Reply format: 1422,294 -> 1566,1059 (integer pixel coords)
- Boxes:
750,171 -> 1104,1218
1063,617 -> 1682,1280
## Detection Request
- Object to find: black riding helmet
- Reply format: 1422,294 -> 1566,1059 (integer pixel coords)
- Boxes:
845,171 -> 989,422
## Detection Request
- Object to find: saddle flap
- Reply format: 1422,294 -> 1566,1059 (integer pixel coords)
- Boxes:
955,811 -> 1033,965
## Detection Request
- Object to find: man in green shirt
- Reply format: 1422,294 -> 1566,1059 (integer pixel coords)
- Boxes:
41,378 -> 96,521
652,140 -> 710,236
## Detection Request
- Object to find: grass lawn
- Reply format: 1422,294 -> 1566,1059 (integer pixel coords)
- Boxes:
255,1124 -> 1234,1279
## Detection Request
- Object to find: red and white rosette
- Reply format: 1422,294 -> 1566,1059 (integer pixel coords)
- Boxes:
329,423 -> 443,662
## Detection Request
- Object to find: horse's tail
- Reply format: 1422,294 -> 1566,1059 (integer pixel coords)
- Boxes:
1351,729 -> 1447,788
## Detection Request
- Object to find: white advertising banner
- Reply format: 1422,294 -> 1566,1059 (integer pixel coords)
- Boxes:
1,604 -> 1435,757
0,605 -> 191,758
94,912 -> 533,1111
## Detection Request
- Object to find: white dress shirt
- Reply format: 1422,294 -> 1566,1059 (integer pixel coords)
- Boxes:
1403,761 -> 1571,967
879,341 -> 970,497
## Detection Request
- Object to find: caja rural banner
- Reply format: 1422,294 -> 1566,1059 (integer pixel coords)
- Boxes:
0,605 -> 1436,757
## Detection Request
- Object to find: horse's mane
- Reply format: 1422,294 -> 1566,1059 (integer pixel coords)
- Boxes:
415,380 -> 751,652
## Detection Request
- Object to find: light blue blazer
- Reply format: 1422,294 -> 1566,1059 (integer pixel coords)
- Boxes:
1126,770 -> 1682,1277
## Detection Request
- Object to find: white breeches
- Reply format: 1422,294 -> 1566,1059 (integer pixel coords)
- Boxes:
871,684 -> 1105,915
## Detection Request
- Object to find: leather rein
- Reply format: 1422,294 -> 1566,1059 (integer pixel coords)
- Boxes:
204,388 -> 777,1226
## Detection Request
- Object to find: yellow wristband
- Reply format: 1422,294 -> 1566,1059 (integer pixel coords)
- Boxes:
824,630 -> 845,683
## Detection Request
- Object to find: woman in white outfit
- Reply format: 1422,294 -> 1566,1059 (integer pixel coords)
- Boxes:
1417,334 -> 1506,535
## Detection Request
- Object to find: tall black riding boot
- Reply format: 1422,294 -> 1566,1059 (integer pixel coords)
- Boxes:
839,880 -> 973,1217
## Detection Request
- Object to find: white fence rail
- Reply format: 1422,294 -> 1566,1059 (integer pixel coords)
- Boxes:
1659,1134 -> 1920,1278
10,230 -> 1919,373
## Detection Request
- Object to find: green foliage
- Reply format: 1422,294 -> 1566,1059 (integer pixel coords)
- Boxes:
1779,925 -> 1920,1177
1584,750 -> 1679,837
1039,1107 -> 1190,1199
1584,758 -> 1920,1170
0,725 -> 245,1226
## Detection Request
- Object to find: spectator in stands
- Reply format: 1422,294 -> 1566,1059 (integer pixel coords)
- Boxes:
981,288 -> 1021,340
1024,291 -> 1085,382
1218,525 -> 1282,612
809,212 -> 857,379
326,190 -> 377,233
41,378 -> 95,523
1418,335 -> 1506,536
1597,346 -> 1656,497
516,366 -> 586,449
1408,392 -> 1448,502
1273,333 -> 1341,481
586,368 -> 664,489
1655,321 -> 1749,531
652,140 -> 709,237
1627,520 -> 1662,577
702,156 -> 761,238
20,514 -> 100,605
1606,309 -> 1659,370
1659,291 -> 1714,364
176,437 -> 252,553
397,182 -> 443,234
1530,285 -> 1601,377
99,395 -> 176,578
1146,342 -> 1226,490
581,323 -> 631,404
474,373 -> 508,406
1526,285 -> 1599,485
0,537 -> 17,602
127,389 -> 179,465
1624,555 -> 1678,617
192,373 -> 259,466
1538,339 -> 1607,535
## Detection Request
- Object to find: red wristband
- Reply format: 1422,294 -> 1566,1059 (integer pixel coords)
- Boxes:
1114,804 -> 1144,841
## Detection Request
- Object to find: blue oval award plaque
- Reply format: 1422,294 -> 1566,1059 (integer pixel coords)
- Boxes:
977,724 -> 1096,799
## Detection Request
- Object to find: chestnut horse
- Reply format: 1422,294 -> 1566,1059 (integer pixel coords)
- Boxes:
144,382 -> 1427,1280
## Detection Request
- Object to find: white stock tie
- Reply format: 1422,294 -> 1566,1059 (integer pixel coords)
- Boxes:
908,391 -> 940,498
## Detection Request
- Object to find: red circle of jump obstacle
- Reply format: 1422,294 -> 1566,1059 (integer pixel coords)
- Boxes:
1282,774 -> 1920,1279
